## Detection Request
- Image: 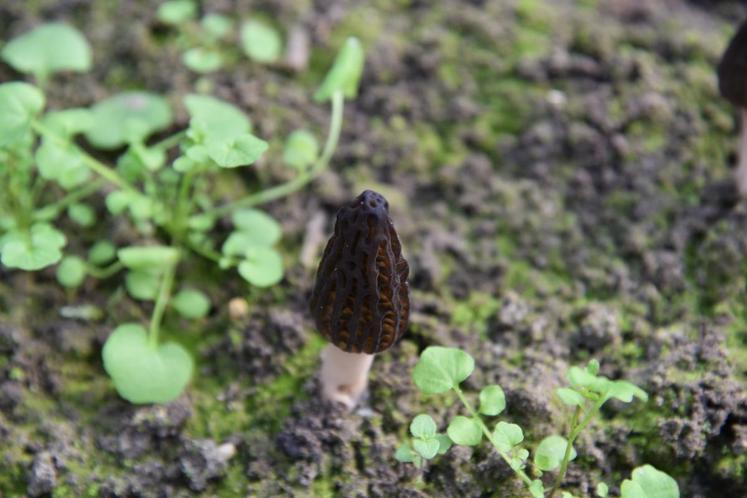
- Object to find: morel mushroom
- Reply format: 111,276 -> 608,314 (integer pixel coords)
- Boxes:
718,18 -> 747,196
309,190 -> 409,409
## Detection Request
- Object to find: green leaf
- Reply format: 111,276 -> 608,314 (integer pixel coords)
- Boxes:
86,92 -> 173,149
171,288 -> 210,319
529,480 -> 545,498
88,241 -> 116,265
586,359 -> 600,375
479,385 -> 506,416
1,224 -> 65,270
205,133 -> 268,168
394,442 -> 420,465
556,387 -> 585,406
188,214 -> 216,232
596,482 -> 609,497
182,48 -> 223,73
118,246 -> 179,270
493,421 -> 523,452
230,208 -> 281,245
413,438 -> 440,460
43,108 -> 93,138
202,14 -> 233,39
56,255 -> 86,288
447,416 -> 482,446
0,82 -> 45,146
534,435 -> 576,471
621,465 -> 679,498
1,23 -> 91,79
240,20 -> 282,63
172,156 -> 196,173
130,143 -> 166,171
102,323 -> 193,404
410,414 -> 437,438
238,246 -> 283,287
36,138 -> 90,189
125,270 -> 160,300
314,37 -> 365,102
67,203 -> 95,227
605,380 -> 648,403
185,94 -> 251,140
105,191 -> 130,215
567,365 -> 598,389
412,346 -> 474,394
283,129 -> 318,171
157,0 -> 196,25
436,434 -> 452,455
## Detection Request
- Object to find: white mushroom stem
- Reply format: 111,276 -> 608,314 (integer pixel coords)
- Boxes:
736,109 -> 747,197
320,344 -> 374,410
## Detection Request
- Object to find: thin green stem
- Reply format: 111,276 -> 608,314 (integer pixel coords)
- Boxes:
32,120 -> 141,197
201,90 -> 345,219
85,261 -> 124,279
33,179 -> 104,221
453,387 -> 534,487
153,130 -> 187,151
149,261 -> 176,349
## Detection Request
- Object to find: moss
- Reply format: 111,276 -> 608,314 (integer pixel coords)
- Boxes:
451,292 -> 502,338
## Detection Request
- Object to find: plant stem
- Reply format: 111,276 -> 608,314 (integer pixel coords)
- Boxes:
154,130 -> 187,151
149,261 -> 176,349
548,397 -> 606,498
31,120 -> 141,197
33,179 -> 104,221
201,90 -> 345,219
85,261 -> 124,279
453,387 -> 534,487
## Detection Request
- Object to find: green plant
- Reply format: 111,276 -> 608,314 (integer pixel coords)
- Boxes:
0,20 -> 365,403
396,347 -> 679,498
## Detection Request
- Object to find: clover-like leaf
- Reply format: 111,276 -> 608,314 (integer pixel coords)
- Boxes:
238,246 -> 283,287
231,209 -> 281,246
240,20 -> 282,63
185,94 -> 251,141
86,92 -> 172,149
125,270 -> 160,301
479,384 -> 506,416
412,346 -> 474,394
171,288 -> 210,319
413,438 -> 440,460
314,37 -> 365,102
202,14 -> 233,39
620,465 -> 679,498
394,442 -> 421,465
0,224 -> 65,270
102,323 -> 193,404
1,23 -> 92,80
447,416 -> 482,446
36,138 -> 90,189
283,129 -> 319,171
410,414 -> 437,439
596,483 -> 609,497
206,134 -> 268,168
436,434 -> 452,455
534,435 -> 576,471
0,82 -> 45,146
493,421 -> 524,452
157,0 -> 196,25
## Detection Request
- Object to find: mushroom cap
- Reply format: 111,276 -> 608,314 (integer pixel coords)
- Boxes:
309,190 -> 410,354
718,18 -> 747,107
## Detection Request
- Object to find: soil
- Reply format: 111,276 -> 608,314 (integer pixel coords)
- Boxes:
1,0 -> 747,497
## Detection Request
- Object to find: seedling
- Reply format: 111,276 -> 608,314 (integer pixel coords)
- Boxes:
309,190 -> 410,409
0,19 -> 366,403
396,347 -> 679,498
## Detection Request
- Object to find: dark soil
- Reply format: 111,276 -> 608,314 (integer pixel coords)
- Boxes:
1,0 -> 747,497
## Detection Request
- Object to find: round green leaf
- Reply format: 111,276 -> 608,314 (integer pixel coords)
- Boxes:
556,387 -> 585,406
394,443 -> 419,464
125,270 -> 160,301
36,138 -> 91,189
606,380 -> 648,403
56,255 -> 86,288
436,434 -> 453,455
0,82 -> 45,146
231,208 -> 281,245
157,0 -> 196,25
493,421 -> 524,452
118,246 -> 179,270
447,416 -> 482,446
412,346 -> 475,394
182,48 -> 223,73
596,483 -> 609,497
67,204 -> 95,227
202,14 -> 233,39
238,246 -> 283,287
184,94 -> 251,141
102,323 -> 193,404
171,288 -> 210,319
88,241 -> 116,265
85,92 -> 173,149
240,20 -> 282,63
409,414 -> 437,438
205,134 -> 268,168
283,129 -> 318,171
0,224 -> 65,271
1,23 -> 92,79
478,384 -> 506,416
534,435 -> 576,471
314,37 -> 365,102
621,465 -> 679,498
413,438 -> 440,460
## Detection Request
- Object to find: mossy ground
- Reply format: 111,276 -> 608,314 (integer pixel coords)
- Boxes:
1,0 -> 747,497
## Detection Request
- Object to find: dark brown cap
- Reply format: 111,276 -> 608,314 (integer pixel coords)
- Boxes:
718,18 -> 747,107
309,190 -> 410,354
